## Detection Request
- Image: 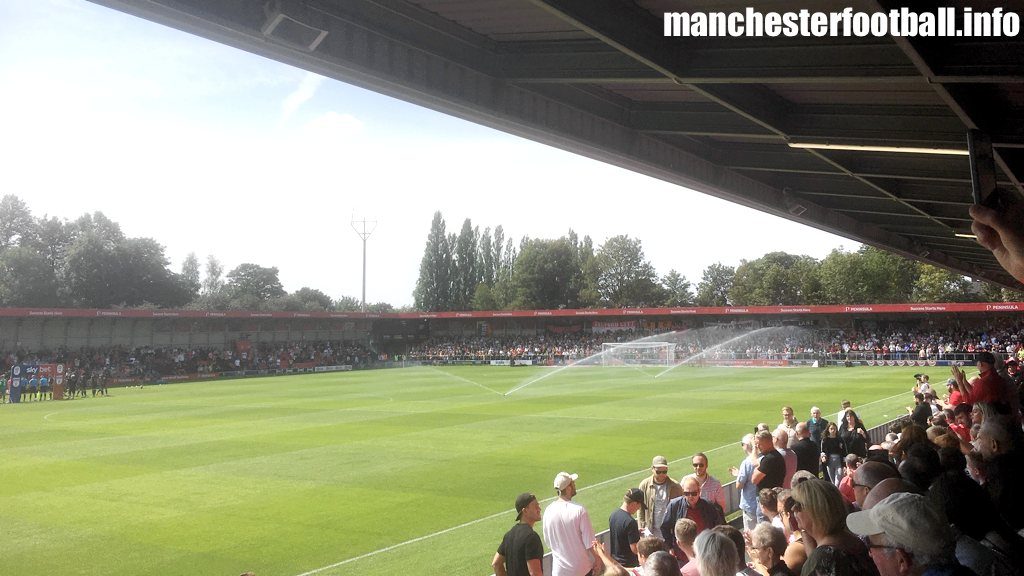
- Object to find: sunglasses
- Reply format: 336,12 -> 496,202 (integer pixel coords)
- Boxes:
654,468 -> 668,475
682,491 -> 699,497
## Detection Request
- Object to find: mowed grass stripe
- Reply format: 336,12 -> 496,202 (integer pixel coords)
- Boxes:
0,365 -> 913,576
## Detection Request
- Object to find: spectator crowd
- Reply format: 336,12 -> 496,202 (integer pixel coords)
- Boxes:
492,354 -> 1024,576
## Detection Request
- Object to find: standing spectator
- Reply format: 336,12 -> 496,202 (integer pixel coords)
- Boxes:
729,433 -> 761,530
839,410 -> 869,458
492,493 -> 544,576
777,406 -> 798,447
660,477 -> 725,554
952,352 -> 1015,411
907,393 -> 931,428
608,488 -> 645,567
752,430 -> 786,490
682,452 -> 725,514
774,429 -> 797,488
638,456 -> 683,537
545,471 -> 598,576
836,400 -> 853,425
790,422 -> 819,476
806,406 -> 829,448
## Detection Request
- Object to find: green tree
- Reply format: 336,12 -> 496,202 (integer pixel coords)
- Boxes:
511,237 -> 580,309
818,246 -> 917,304
0,195 -> 38,251
471,282 -> 497,310
334,295 -> 362,311
911,264 -> 977,303
661,270 -> 695,306
478,227 -> 495,287
729,252 -> 821,306
452,218 -> 479,310
116,237 -> 190,307
695,263 -> 734,306
226,263 -> 285,306
413,211 -> 454,311
202,255 -> 224,296
0,246 -> 58,306
594,235 -> 664,307
292,287 -> 334,310
181,252 -> 201,300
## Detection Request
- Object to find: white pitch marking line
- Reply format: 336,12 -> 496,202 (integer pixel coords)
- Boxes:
290,440 -> 738,576
291,390 -> 912,575
428,367 -> 504,396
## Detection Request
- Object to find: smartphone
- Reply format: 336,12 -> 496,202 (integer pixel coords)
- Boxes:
967,129 -> 1003,210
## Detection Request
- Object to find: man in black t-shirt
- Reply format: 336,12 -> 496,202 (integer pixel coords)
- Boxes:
608,487 -> 645,567
751,430 -> 786,490
492,493 -> 544,576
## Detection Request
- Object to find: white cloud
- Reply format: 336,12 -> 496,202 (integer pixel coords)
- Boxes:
280,72 -> 324,124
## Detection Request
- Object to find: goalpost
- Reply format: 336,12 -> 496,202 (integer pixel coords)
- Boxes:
600,342 -> 676,366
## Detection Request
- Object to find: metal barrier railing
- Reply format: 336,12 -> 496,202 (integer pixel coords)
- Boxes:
501,415 -> 906,576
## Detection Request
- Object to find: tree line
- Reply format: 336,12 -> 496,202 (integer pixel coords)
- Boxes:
0,195 -> 389,312
1,196 -> 1018,312
414,211 -> 1023,311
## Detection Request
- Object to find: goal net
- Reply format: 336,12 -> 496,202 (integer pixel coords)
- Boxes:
600,342 -> 676,366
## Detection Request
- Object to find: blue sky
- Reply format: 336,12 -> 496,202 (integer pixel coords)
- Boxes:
0,0 -> 856,307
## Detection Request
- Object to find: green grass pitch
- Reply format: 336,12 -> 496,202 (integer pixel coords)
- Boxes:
1,364 -> 918,576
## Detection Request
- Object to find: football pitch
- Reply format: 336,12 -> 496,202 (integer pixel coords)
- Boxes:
1,364 -> 915,576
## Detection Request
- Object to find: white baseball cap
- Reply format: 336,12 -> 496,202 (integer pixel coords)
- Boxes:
553,471 -> 578,491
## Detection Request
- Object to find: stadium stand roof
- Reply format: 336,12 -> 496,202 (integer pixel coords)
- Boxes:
89,0 -> 1024,288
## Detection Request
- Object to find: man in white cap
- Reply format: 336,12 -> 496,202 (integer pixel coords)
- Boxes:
846,492 -> 973,576
544,471 -> 598,576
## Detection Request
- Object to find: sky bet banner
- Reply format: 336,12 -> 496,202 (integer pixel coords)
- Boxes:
8,363 -> 63,403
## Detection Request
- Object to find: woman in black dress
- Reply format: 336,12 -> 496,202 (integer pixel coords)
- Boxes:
820,422 -> 846,485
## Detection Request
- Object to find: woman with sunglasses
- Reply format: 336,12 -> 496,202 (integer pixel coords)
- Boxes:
790,479 -> 878,576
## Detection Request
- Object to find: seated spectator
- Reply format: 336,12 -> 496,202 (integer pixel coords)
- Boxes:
837,454 -> 861,504
627,537 -> 667,576
850,461 -> 899,510
790,479 -> 876,575
748,523 -> 795,576
759,488 -> 783,529
693,529 -> 738,576
776,491 -> 808,574
642,550 -> 680,576
898,443 -> 942,491
847,492 -> 974,575
710,525 -> 758,576
928,447 -> 1024,575
973,415 -> 1024,531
